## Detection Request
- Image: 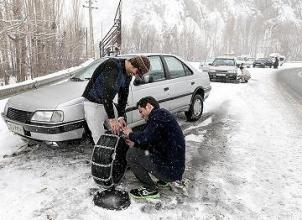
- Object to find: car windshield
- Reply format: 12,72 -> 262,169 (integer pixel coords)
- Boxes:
212,58 -> 235,66
71,59 -> 106,81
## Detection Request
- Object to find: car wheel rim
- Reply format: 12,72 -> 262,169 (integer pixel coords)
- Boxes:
193,99 -> 202,116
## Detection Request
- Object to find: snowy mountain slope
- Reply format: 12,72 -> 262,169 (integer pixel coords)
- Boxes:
120,0 -> 302,60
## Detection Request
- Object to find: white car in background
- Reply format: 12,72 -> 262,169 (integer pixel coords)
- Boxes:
206,56 -> 239,82
244,57 -> 255,68
2,53 -> 211,146
236,56 -> 255,68
269,53 -> 286,66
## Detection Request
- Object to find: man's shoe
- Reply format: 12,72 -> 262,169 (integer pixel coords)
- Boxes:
129,187 -> 160,199
157,180 -> 171,189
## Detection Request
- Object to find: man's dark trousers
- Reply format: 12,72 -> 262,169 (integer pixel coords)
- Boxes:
126,147 -> 174,191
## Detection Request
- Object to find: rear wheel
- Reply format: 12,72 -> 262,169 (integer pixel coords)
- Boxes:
185,94 -> 203,121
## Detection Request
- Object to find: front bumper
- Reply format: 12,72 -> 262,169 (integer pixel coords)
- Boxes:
253,63 -> 269,68
1,113 -> 85,142
208,72 -> 238,81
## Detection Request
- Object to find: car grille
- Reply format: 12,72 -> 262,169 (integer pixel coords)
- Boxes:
6,108 -> 33,123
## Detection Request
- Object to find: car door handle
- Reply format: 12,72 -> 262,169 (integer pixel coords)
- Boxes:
191,82 -> 195,85
164,87 -> 169,91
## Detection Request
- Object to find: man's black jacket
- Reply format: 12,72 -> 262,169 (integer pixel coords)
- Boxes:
82,58 -> 132,118
129,108 -> 186,181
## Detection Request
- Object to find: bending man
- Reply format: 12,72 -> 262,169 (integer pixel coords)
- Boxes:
82,55 -> 150,144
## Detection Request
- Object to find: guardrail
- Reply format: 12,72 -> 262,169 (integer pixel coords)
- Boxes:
0,59 -> 93,99
276,67 -> 302,99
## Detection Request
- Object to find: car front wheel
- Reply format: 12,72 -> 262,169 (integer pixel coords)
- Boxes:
185,94 -> 203,121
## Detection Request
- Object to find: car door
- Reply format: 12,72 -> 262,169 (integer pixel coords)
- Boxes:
162,55 -> 193,113
127,55 -> 170,127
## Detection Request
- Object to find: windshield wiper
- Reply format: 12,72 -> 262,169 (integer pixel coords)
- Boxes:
70,76 -> 84,81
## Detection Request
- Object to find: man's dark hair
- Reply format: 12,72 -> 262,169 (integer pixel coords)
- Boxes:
137,96 -> 160,109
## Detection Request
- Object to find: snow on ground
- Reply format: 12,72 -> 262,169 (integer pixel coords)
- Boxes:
0,64 -> 302,219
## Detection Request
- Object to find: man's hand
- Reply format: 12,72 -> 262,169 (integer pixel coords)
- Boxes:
122,127 -> 133,138
118,117 -> 127,128
108,119 -> 121,135
125,138 -> 135,148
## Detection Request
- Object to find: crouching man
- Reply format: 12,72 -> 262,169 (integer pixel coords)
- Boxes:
122,96 -> 185,199
238,64 -> 251,83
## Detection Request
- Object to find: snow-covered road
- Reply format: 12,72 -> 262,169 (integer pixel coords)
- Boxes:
1,66 -> 302,219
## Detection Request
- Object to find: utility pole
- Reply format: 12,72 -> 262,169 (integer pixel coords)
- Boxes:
99,0 -> 122,57
85,27 -> 88,58
83,0 -> 98,58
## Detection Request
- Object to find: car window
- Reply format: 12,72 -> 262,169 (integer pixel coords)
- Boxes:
164,56 -> 186,79
213,58 -> 235,66
73,59 -> 105,80
183,64 -> 193,75
146,56 -> 165,82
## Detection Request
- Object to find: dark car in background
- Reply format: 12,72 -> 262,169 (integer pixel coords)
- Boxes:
253,58 -> 273,68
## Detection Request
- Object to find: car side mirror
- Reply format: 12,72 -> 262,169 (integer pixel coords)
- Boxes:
134,77 -> 144,85
143,75 -> 151,83
208,63 -> 213,66
133,75 -> 151,86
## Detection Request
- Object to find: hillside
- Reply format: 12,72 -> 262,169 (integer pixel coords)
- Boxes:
120,0 -> 302,60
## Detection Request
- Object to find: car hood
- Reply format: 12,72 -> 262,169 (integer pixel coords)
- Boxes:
209,66 -> 236,71
6,80 -> 88,112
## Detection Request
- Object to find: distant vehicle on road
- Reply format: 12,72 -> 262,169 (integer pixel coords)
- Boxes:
206,56 -> 239,82
199,58 -> 214,70
244,57 -> 255,68
2,53 -> 211,147
279,56 -> 286,66
269,53 -> 286,67
236,57 -> 246,67
253,58 -> 273,68
236,56 -> 255,68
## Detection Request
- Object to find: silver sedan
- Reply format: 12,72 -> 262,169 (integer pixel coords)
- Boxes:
2,54 -> 211,146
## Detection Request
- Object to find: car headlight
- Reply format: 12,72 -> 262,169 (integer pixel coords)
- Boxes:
31,110 -> 64,123
3,104 -> 8,115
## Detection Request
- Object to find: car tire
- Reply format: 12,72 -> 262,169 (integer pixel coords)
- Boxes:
185,94 -> 203,122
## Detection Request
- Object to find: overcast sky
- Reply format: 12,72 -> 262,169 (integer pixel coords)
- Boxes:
82,0 -> 120,43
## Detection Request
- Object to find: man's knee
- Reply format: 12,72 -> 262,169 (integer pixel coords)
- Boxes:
126,147 -> 138,163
